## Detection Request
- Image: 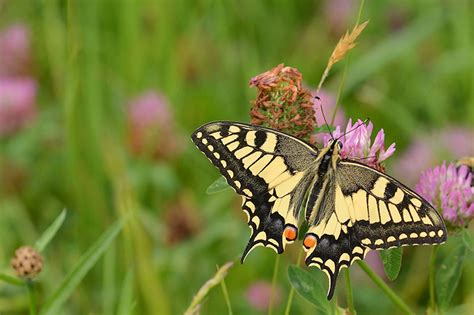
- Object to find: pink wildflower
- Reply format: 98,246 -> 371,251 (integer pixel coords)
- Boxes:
312,89 -> 346,129
416,162 -> 474,227
246,281 -> 281,312
0,24 -> 32,77
323,0 -> 355,37
0,78 -> 37,136
393,127 -> 474,185
127,90 -> 181,159
323,119 -> 396,171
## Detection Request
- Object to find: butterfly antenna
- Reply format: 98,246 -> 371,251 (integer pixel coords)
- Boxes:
315,96 -> 334,140
336,118 -> 370,142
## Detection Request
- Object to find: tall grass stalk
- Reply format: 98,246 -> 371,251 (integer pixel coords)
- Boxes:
268,255 -> 281,315
331,0 -> 365,126
26,280 -> 37,315
358,261 -> 414,315
429,246 -> 439,312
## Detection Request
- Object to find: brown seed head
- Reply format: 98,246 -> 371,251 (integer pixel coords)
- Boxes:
249,64 -> 316,143
11,246 -> 43,279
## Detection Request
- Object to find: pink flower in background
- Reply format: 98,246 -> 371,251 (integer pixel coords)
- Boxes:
323,119 -> 396,171
323,0 -> 355,37
416,162 -> 473,227
0,78 -> 37,136
0,24 -> 32,77
246,281 -> 281,312
393,127 -> 474,185
127,90 -> 181,159
312,89 -> 346,127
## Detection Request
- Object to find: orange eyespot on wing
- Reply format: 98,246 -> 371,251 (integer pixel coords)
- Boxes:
283,225 -> 298,242
303,234 -> 317,249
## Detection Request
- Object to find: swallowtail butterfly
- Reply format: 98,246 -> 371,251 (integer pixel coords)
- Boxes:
191,121 -> 447,299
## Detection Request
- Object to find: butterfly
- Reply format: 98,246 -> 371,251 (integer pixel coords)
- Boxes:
191,121 -> 447,299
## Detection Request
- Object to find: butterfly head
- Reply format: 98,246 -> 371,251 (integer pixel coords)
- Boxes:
325,139 -> 343,167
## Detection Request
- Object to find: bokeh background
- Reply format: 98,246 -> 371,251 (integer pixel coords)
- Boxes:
1,0 -> 473,314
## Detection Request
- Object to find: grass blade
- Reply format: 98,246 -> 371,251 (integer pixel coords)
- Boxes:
40,219 -> 123,315
184,262 -> 234,315
117,269 -> 135,315
35,209 -> 67,252
0,272 -> 24,286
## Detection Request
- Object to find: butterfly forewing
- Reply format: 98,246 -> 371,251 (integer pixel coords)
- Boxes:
191,121 -> 318,260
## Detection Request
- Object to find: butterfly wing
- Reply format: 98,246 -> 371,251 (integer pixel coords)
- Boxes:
191,121 -> 318,261
304,160 -> 447,299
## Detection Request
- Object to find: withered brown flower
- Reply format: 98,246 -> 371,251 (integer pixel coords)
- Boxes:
249,64 -> 316,143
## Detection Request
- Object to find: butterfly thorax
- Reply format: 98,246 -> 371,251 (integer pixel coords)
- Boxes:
305,140 -> 341,224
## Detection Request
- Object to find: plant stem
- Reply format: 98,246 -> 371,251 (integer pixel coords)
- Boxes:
344,268 -> 356,315
330,0 -> 365,125
429,245 -> 439,312
357,261 -> 414,315
26,280 -> 37,315
219,270 -> 233,315
268,254 -> 280,315
284,248 -> 304,315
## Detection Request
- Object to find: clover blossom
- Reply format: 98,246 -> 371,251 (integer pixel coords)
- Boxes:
323,118 -> 396,171
0,24 -> 32,77
246,281 -> 281,312
127,90 -> 182,159
0,78 -> 37,136
416,162 -> 474,227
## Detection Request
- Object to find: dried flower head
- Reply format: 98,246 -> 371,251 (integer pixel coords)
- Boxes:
323,118 -> 396,171
416,162 -> 474,227
0,78 -> 37,136
164,195 -> 201,246
11,246 -> 43,278
249,64 -> 316,142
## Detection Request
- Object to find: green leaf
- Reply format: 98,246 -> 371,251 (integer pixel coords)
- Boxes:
461,229 -> 474,252
0,272 -> 24,286
39,219 -> 123,315
35,209 -> 67,252
206,176 -> 231,194
436,243 -> 467,310
287,265 -> 333,315
380,247 -> 403,281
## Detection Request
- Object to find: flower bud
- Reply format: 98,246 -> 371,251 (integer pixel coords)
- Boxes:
11,246 -> 43,279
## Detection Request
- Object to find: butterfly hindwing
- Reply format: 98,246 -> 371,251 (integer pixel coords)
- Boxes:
304,160 -> 447,299
191,121 -> 318,260
335,161 -> 447,249
304,177 -> 369,300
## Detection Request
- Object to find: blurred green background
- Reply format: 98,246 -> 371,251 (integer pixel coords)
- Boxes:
0,0 -> 473,314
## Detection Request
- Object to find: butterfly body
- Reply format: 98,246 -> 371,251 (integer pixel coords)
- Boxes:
191,121 -> 447,299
